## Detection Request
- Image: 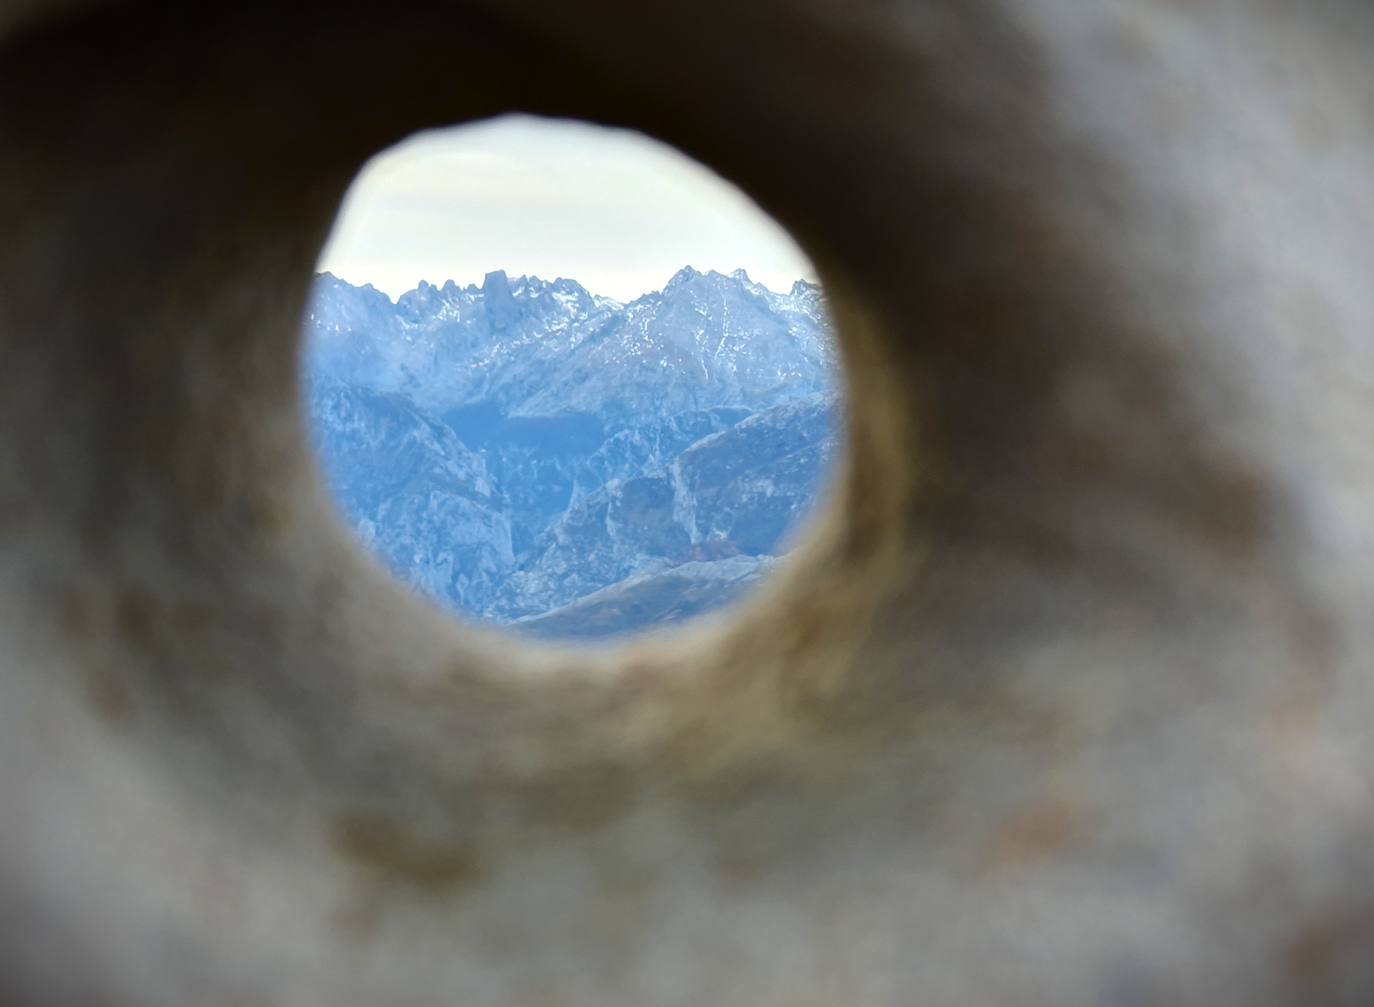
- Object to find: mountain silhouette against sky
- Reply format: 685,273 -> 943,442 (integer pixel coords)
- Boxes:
305,267 -> 842,638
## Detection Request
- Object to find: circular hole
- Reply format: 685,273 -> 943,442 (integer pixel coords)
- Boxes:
304,114 -> 844,642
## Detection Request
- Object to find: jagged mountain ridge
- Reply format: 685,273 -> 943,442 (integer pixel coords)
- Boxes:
309,266 -> 835,418
305,267 -> 841,637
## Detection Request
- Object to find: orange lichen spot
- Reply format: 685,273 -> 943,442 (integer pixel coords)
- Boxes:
983,799 -> 1088,876
333,812 -> 479,893
1286,908 -> 1373,987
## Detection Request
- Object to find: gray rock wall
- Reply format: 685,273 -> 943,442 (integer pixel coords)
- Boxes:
2,2 -> 1373,1005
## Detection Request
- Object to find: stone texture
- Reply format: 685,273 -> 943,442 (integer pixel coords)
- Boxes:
1,1 -> 1373,1005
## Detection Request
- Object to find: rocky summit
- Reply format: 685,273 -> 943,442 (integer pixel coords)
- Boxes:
305,267 -> 842,638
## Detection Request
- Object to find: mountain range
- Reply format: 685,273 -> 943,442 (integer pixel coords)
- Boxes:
305,266 -> 841,639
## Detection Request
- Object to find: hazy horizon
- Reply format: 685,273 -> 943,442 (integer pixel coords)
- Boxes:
316,114 -> 818,302
316,263 -> 817,305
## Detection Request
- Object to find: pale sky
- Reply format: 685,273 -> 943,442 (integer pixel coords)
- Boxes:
316,114 -> 817,303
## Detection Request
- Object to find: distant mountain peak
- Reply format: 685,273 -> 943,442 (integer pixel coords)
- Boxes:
664,265 -> 703,291
315,270 -> 390,297
661,265 -> 768,302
